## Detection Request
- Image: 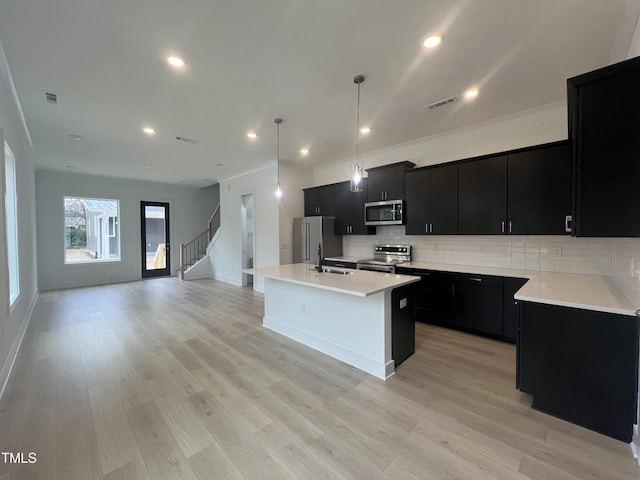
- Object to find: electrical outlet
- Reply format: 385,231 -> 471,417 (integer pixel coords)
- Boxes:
300,304 -> 306,314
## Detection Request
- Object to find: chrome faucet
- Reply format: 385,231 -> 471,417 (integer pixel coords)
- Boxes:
315,243 -> 323,272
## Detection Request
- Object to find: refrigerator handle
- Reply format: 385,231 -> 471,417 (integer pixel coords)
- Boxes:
301,222 -> 306,261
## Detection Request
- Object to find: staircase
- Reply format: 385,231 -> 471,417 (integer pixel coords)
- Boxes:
179,204 -> 220,279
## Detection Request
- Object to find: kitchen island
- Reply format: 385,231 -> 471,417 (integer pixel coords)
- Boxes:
245,263 -> 420,379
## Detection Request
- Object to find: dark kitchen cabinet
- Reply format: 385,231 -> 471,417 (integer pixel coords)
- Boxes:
396,268 -> 455,326
334,180 -> 376,235
502,277 -> 527,342
392,285 -> 415,367
458,155 -> 508,234
518,301 -> 639,442
405,163 -> 458,235
508,143 -> 572,235
366,161 -> 415,202
452,274 -> 504,336
569,56 -> 640,237
304,184 -> 335,216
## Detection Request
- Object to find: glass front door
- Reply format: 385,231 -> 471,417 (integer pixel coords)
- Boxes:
141,201 -> 170,278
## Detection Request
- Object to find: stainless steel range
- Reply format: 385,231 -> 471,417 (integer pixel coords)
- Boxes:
357,245 -> 411,273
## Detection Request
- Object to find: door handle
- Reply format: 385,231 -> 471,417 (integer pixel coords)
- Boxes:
565,215 -> 572,233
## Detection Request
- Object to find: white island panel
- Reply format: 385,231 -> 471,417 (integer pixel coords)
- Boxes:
263,277 -> 394,379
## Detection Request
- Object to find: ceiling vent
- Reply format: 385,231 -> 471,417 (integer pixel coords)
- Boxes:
425,96 -> 457,110
44,91 -> 59,105
175,136 -> 197,144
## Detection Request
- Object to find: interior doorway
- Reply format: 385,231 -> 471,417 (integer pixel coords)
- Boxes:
141,201 -> 171,278
241,193 -> 255,286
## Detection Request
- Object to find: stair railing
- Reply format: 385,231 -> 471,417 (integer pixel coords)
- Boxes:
180,204 -> 220,279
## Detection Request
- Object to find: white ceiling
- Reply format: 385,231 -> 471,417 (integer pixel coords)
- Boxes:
0,0 -> 638,187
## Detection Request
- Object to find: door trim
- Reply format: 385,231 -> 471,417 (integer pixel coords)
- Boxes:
141,201 -> 171,278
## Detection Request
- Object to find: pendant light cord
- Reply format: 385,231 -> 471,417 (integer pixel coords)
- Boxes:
356,81 -> 361,161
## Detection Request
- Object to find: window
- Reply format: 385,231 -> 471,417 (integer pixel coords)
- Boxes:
64,196 -> 120,263
4,141 -> 19,304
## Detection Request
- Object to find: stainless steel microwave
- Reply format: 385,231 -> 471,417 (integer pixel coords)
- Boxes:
364,199 -> 404,225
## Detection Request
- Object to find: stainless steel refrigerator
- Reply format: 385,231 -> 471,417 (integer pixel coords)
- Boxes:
293,216 -> 342,265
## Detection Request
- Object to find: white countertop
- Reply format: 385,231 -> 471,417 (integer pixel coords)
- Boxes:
397,261 -> 637,317
245,263 -> 420,297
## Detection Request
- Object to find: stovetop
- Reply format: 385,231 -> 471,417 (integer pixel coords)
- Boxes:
357,245 -> 411,265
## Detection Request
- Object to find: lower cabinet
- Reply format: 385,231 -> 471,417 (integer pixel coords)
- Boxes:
392,285 -> 415,367
518,301 -> 639,442
452,274 -> 503,336
502,277 -> 528,342
396,267 -> 525,343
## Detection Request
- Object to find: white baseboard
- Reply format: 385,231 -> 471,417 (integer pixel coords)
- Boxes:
214,273 -> 243,287
0,290 -> 38,401
263,315 -> 394,380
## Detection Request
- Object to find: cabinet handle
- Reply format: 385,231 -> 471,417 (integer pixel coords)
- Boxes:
426,224 -> 429,233
430,223 -> 433,233
509,221 -> 512,233
501,221 -> 505,233
469,277 -> 482,282
452,284 -> 455,296
565,215 -> 572,233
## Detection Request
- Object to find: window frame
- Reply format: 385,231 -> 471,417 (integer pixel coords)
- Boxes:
63,196 -> 121,264
4,139 -> 20,306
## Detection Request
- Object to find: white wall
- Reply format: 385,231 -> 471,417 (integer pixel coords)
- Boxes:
278,162 -> 312,265
213,164 -> 281,291
210,161 -> 310,290
0,40 -> 38,395
314,102 -> 567,186
36,170 -> 218,290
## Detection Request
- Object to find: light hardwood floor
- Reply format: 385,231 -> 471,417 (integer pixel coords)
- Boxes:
0,277 -> 638,479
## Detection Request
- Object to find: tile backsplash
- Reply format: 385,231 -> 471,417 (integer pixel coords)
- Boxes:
344,227 -> 640,305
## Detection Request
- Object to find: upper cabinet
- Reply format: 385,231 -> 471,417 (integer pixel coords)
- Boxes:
405,163 -> 457,235
334,180 -> 376,235
569,56 -> 640,237
303,184 -> 335,217
366,161 -> 415,202
507,142 -> 572,235
458,155 -> 508,235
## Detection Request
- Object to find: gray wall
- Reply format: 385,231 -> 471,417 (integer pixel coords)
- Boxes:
36,170 -> 219,290
0,44 -> 38,390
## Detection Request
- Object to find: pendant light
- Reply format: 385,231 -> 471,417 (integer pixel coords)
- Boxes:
350,74 -> 365,192
274,118 -> 283,202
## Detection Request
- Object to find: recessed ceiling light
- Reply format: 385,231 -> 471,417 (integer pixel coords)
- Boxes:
464,88 -> 479,100
166,55 -> 186,68
300,148 -> 309,156
142,127 -> 156,135
143,164 -> 152,169
69,134 -> 85,141
360,127 -> 371,135
216,163 -> 224,167
423,35 -> 442,49
247,131 -> 258,140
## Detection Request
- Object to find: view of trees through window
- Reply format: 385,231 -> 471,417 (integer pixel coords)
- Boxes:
64,196 -> 120,263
